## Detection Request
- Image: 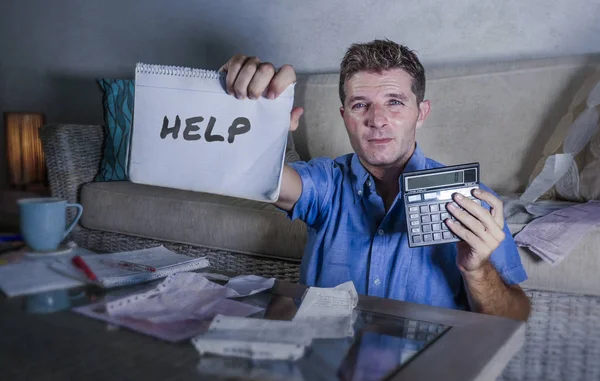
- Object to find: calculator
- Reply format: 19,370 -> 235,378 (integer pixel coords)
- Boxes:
402,163 -> 480,248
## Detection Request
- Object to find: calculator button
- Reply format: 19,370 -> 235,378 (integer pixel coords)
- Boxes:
423,234 -> 432,242
443,231 -> 453,239
422,224 -> 432,233
410,213 -> 419,220
409,206 -> 419,213
420,205 -> 429,213
432,223 -> 441,231
429,204 -> 439,212
424,192 -> 437,200
421,215 -> 431,223
412,235 -> 422,244
408,194 -> 422,202
439,203 -> 447,210
433,232 -> 442,241
411,220 -> 420,226
441,212 -> 449,220
411,227 -> 421,234
431,214 -> 440,222
442,222 -> 449,230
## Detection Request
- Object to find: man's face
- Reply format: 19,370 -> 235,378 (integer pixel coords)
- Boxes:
340,69 -> 430,170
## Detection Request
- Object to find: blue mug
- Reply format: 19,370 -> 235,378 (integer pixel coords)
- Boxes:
18,198 -> 83,252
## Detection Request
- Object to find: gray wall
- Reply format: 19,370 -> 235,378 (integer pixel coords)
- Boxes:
1,0 -> 599,187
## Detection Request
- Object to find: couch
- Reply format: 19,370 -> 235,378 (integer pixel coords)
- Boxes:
41,55 -> 600,381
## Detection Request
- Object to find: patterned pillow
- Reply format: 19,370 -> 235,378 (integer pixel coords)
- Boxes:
95,78 -> 134,181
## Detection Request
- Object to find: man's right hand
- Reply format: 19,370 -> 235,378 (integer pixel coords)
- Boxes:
219,55 -> 304,132
219,55 -> 303,211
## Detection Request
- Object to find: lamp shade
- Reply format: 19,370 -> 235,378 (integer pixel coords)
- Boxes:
4,112 -> 46,188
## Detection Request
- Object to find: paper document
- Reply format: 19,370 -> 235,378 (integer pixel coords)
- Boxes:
226,274 -> 275,298
192,315 -> 315,361
293,281 -> 359,339
0,247 -> 96,297
106,272 -> 262,323
514,200 -> 600,265
50,246 -> 210,288
130,63 -> 295,202
197,356 -> 305,381
522,98 -> 599,203
0,261 -> 85,297
520,154 -> 574,203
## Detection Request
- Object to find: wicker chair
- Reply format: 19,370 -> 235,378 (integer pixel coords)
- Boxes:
41,123 -> 600,381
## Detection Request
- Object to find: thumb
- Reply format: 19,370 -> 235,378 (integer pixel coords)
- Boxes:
290,107 -> 304,132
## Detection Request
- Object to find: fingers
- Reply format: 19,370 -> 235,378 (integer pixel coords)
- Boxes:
445,218 -> 490,254
220,55 -> 296,100
472,188 -> 505,228
232,56 -> 261,99
267,64 -> 297,99
221,54 -> 249,96
290,107 -> 304,132
447,193 -> 505,244
247,62 -> 276,99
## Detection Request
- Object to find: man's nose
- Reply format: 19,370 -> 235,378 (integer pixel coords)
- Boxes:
366,104 -> 387,128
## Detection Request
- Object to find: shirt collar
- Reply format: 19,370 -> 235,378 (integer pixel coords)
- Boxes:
351,143 -> 427,201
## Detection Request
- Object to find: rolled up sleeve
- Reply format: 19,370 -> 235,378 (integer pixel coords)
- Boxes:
286,158 -> 336,228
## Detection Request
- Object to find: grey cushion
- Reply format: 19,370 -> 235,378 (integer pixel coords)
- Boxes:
80,181 -> 307,261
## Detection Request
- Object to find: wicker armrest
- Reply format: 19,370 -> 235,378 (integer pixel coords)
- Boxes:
40,124 -> 104,208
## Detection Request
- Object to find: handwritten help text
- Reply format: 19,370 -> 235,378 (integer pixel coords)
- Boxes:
160,116 -> 251,143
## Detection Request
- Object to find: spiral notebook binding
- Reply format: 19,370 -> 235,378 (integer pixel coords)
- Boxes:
136,62 -> 223,80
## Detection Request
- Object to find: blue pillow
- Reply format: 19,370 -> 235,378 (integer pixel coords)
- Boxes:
96,78 -> 134,181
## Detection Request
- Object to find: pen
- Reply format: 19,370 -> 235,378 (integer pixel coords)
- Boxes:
72,255 -> 98,282
101,259 -> 156,272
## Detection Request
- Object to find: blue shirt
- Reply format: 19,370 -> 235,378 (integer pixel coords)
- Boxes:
287,145 -> 527,310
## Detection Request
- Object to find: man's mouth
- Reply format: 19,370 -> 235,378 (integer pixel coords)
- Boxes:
367,138 -> 393,144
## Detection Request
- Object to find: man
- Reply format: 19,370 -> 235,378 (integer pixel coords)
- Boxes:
221,40 -> 530,320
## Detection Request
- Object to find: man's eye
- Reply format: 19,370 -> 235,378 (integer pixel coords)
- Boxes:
390,100 -> 404,106
352,103 -> 367,110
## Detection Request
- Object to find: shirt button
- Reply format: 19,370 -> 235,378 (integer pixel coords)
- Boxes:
357,190 -> 363,196
374,278 -> 381,286
377,229 -> 384,236
366,180 -> 372,187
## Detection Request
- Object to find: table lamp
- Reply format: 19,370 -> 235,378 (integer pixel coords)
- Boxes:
3,112 -> 47,190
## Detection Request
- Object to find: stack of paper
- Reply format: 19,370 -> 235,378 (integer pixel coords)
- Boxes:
191,281 -> 360,361
192,315 -> 315,361
50,246 -> 210,288
73,272 -> 275,342
515,200 -> 600,265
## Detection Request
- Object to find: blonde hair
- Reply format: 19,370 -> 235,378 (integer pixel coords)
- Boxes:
339,39 -> 425,105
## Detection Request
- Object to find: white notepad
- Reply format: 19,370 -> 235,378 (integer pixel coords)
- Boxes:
50,246 -> 210,288
129,63 -> 296,202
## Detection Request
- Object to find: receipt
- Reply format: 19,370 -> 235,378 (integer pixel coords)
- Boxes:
293,281 -> 359,339
192,315 -> 315,361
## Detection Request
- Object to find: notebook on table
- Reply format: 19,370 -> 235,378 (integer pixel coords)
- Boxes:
50,246 -> 210,288
129,63 -> 296,203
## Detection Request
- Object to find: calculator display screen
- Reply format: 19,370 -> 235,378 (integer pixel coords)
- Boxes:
407,170 -> 463,190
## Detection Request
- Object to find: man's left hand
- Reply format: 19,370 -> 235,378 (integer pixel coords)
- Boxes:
445,189 -> 506,274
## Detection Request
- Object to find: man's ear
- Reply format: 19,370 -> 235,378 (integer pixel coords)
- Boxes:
339,106 -> 345,118
416,100 -> 431,129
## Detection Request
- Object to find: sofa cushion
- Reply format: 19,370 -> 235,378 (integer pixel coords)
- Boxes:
80,181 -> 307,261
96,78 -> 134,181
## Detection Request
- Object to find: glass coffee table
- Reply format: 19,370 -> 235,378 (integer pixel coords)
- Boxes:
0,272 -> 524,381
